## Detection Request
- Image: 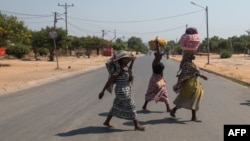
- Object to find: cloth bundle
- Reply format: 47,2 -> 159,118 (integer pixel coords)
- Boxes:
179,27 -> 200,51
148,37 -> 168,51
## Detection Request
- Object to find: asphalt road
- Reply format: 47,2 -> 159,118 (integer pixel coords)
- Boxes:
0,55 -> 249,141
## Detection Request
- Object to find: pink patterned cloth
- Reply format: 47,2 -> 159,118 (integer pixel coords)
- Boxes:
180,34 -> 200,51
145,74 -> 169,103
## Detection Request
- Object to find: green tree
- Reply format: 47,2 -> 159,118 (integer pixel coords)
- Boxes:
112,42 -> 126,51
31,27 -> 67,61
112,38 -> 126,51
127,36 -> 147,54
218,39 -> 230,53
0,12 -> 32,46
80,36 -> 106,58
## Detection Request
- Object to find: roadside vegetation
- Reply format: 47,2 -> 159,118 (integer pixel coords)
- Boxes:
0,12 -> 250,61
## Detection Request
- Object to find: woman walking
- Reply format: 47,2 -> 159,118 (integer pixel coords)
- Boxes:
98,50 -> 146,131
142,37 -> 171,113
171,27 -> 208,122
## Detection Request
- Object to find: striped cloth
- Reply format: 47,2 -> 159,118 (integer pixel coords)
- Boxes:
109,71 -> 137,120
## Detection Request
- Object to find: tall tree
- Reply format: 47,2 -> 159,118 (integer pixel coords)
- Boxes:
0,12 -> 31,46
127,36 -> 147,54
31,26 -> 67,61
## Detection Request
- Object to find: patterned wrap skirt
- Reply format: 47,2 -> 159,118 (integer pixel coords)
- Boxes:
109,72 -> 137,120
145,73 -> 169,104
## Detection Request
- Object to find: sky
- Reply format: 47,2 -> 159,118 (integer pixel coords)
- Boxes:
1,0 -> 250,43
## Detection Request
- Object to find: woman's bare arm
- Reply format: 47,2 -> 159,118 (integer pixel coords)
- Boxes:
98,74 -> 119,99
152,38 -> 162,66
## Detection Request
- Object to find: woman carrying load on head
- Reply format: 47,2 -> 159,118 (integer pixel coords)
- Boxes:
171,27 -> 208,122
98,50 -> 146,131
142,37 -> 172,113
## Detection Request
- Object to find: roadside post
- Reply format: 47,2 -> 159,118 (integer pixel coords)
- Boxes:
49,30 -> 60,69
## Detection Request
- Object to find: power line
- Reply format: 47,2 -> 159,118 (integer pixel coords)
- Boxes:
67,10 -> 203,23
0,10 -> 52,17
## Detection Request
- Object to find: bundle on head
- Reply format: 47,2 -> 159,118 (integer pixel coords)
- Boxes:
148,37 -> 168,51
179,27 -> 200,52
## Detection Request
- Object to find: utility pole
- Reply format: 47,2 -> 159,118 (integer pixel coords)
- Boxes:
53,12 -> 58,28
114,30 -> 116,41
102,30 -> 105,39
58,3 -> 73,56
191,2 -> 210,64
58,3 -> 74,35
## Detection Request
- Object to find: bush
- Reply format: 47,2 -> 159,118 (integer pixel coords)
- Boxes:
5,44 -> 30,59
220,50 -> 232,58
37,48 -> 49,56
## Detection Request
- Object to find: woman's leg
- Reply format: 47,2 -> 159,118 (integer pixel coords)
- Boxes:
191,110 -> 202,122
142,101 -> 150,112
133,119 -> 146,131
165,102 -> 172,112
170,106 -> 178,117
103,114 -> 114,128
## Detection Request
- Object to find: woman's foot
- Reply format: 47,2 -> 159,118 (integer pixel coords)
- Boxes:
167,108 -> 172,113
191,110 -> 201,122
191,118 -> 202,122
135,125 -> 146,131
103,122 -> 114,128
142,107 -> 151,113
170,109 -> 176,117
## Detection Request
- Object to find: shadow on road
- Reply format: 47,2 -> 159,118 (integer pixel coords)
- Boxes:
99,112 -> 189,127
144,117 -> 189,125
56,126 -> 130,137
137,109 -> 164,114
98,112 -> 109,117
122,117 -> 188,127
240,100 -> 250,106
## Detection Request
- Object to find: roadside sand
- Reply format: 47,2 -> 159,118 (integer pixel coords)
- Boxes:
170,54 -> 250,86
1,54 -> 249,95
0,56 -> 110,95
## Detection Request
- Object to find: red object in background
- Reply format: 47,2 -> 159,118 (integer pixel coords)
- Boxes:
103,47 -> 113,56
0,47 -> 6,56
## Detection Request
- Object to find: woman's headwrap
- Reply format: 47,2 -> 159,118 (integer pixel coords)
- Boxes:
105,50 -> 133,93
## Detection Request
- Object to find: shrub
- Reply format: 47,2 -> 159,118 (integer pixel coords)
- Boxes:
5,44 -> 30,59
37,48 -> 49,56
220,50 -> 232,58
